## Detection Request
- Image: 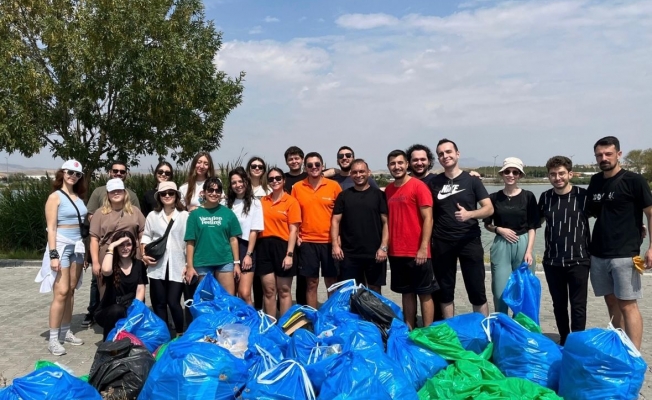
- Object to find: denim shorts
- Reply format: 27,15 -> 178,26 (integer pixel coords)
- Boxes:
58,228 -> 83,268
194,263 -> 235,276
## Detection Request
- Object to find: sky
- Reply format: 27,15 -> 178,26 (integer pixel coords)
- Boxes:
3,0 -> 652,172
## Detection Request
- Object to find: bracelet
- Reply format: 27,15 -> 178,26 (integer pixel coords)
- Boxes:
233,260 -> 241,264
106,251 -> 113,255
49,249 -> 60,260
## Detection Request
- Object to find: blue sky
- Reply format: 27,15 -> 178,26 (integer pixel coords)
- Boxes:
3,0 -> 652,171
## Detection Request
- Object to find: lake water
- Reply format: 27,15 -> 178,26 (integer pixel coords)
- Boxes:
480,183 -> 590,263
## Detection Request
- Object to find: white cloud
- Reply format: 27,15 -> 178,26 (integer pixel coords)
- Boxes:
264,16 -> 279,23
248,26 -> 263,35
335,13 -> 399,30
213,0 -> 652,169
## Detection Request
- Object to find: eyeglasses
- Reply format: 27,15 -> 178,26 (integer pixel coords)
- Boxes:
268,176 -> 283,182
502,169 -> 521,176
159,190 -> 177,198
306,162 -> 322,169
65,170 -> 82,179
337,153 -> 353,159
205,187 -> 222,194
250,164 -> 265,170
112,169 -> 127,175
157,169 -> 172,177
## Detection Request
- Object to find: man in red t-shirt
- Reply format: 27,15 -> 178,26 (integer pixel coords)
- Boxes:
385,149 -> 438,328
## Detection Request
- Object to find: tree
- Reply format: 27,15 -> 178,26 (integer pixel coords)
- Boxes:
0,0 -> 244,186
624,149 -> 646,174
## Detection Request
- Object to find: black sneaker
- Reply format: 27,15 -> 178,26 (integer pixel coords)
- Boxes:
81,313 -> 94,328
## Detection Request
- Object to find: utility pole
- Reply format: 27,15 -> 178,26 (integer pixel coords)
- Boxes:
493,155 -> 499,180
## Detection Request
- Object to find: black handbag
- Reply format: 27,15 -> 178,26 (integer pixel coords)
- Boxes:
144,218 -> 174,261
58,190 -> 90,238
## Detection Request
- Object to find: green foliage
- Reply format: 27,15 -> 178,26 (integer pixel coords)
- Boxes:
0,179 -> 52,252
625,148 -> 652,181
0,0 -> 244,186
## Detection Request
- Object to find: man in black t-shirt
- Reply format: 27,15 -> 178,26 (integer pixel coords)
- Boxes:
429,139 -> 494,318
586,136 -> 652,350
539,156 -> 591,345
331,159 -> 388,293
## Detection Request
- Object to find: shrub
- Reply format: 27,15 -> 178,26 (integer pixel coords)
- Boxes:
0,178 -> 51,252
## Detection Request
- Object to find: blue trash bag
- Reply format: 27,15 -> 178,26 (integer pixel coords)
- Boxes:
138,340 -> 248,400
488,313 -> 562,390
0,366 -> 101,400
188,273 -> 248,318
318,279 -> 361,319
323,314 -> 384,353
559,326 -> 647,400
362,347 -> 419,400
107,299 -> 170,353
287,328 -> 319,363
299,334 -> 345,393
241,360 -> 316,400
431,312 -> 489,354
318,351 -> 390,400
245,339 -> 283,380
502,262 -> 541,324
246,311 -> 290,355
180,307 -> 254,343
387,319 -> 448,391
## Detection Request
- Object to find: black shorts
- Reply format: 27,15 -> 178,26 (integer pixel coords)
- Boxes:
388,257 -> 439,295
255,237 -> 296,278
299,242 -> 338,278
432,237 -> 487,306
238,237 -> 255,273
340,257 -> 387,288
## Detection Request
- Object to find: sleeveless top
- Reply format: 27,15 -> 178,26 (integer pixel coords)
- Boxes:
56,191 -> 88,225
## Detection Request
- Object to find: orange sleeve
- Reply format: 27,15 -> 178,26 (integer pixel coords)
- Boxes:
287,197 -> 302,225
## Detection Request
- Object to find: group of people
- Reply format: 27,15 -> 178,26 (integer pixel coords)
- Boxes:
40,135 -> 652,357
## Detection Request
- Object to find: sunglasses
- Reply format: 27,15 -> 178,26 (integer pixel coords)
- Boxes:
250,164 -> 265,170
306,162 -> 322,169
65,170 -> 82,179
337,153 -> 353,159
159,190 -> 177,198
268,175 -> 283,182
157,169 -> 172,177
502,169 -> 521,176
112,169 -> 127,175
205,187 -> 222,194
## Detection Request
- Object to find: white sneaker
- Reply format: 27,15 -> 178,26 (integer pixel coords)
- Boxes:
48,339 -> 66,356
60,330 -> 84,346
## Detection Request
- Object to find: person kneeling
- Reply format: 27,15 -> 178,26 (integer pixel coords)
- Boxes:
94,232 -> 148,341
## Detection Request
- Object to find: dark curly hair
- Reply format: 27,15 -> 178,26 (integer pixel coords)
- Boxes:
226,167 -> 254,216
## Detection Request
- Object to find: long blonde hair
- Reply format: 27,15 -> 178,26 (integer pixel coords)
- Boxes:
184,151 -> 215,207
101,190 -> 134,215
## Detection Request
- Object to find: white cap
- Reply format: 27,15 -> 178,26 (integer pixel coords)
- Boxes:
499,157 -> 526,175
61,160 -> 83,173
106,178 -> 125,192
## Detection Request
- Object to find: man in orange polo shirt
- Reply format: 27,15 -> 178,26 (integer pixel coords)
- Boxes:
291,152 -> 343,308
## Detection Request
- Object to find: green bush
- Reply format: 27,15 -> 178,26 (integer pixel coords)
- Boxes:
0,179 -> 51,252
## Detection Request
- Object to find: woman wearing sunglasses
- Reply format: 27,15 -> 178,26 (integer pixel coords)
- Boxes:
256,168 -> 301,317
94,231 -> 148,341
180,152 -> 215,212
141,161 -> 174,217
483,157 -> 540,314
141,181 -> 188,337
39,160 -> 87,356
184,177 -> 242,295
225,167 -> 264,305
246,156 -> 271,198
90,179 -> 145,300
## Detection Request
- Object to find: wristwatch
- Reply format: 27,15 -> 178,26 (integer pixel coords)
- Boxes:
286,251 -> 294,257
380,246 -> 388,252
246,251 -> 254,257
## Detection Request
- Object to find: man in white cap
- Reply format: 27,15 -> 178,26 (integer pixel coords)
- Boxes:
429,138 -> 494,319
82,160 -> 140,327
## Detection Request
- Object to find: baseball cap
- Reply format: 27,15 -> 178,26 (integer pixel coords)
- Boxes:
61,160 -> 83,173
106,178 -> 125,192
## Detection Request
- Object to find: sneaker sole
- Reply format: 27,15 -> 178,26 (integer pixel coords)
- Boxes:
64,340 -> 84,346
49,349 -> 66,356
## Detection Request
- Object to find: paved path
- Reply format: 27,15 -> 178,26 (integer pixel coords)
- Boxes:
0,266 -> 650,397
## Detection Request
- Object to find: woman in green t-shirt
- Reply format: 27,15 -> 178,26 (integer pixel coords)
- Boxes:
183,177 -> 242,295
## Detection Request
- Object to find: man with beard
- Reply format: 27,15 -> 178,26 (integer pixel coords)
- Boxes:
587,136 -> 652,350
325,146 -> 379,190
292,152 -> 342,309
331,159 -> 388,293
407,144 -> 438,185
538,156 -> 591,345
429,139 -> 493,319
385,150 -> 437,328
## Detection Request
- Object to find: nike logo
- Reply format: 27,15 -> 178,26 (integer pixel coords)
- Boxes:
437,185 -> 466,200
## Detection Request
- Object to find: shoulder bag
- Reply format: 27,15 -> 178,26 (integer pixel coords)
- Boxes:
59,190 -> 90,238
144,218 -> 175,261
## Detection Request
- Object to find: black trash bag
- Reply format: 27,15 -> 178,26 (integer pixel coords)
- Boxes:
350,287 -> 399,342
88,338 -> 156,400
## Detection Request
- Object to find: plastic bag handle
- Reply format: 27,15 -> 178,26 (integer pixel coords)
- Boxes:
258,310 -> 278,333
481,314 -> 497,343
327,279 -> 356,293
254,344 -> 280,370
183,299 -> 194,308
114,313 -> 144,339
257,360 -> 316,400
608,322 -> 643,358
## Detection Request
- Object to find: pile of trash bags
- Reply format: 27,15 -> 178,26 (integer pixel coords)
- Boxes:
1,269 -> 648,399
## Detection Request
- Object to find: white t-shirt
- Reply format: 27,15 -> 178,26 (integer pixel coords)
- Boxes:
230,198 -> 264,239
179,180 -> 205,208
252,185 -> 271,199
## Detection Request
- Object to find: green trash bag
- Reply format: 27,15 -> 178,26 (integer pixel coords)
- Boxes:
409,323 -> 483,362
513,312 -> 542,334
34,360 -> 89,382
